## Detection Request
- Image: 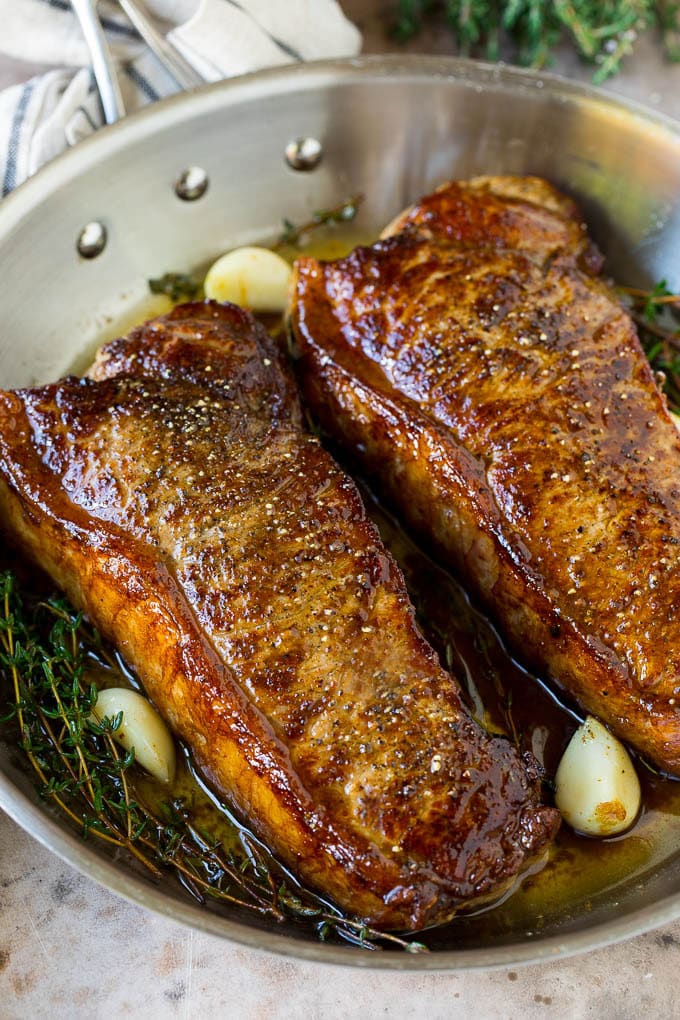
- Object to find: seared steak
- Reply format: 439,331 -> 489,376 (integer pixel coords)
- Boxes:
291,175 -> 680,775
0,301 -> 558,930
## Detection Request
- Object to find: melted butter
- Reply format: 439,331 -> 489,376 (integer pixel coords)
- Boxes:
277,228 -> 377,263
70,293 -> 174,376
70,229 -> 376,376
4,224 -> 680,948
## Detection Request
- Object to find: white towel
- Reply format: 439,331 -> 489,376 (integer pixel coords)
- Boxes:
0,0 -> 361,195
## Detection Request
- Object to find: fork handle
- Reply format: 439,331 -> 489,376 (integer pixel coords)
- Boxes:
118,0 -> 206,91
71,0 -> 126,124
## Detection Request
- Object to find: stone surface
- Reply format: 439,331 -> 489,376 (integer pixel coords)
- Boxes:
3,808 -> 680,1019
2,4 -> 680,1017
3,805 -> 680,1018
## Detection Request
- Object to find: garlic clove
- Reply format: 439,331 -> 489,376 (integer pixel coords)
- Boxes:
91,687 -> 176,784
203,246 -> 292,312
555,715 -> 641,837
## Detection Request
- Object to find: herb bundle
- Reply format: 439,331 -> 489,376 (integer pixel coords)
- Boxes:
0,571 -> 425,953
389,1 -> 680,82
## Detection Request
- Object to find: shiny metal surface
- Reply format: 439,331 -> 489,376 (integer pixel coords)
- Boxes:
118,0 -> 206,92
1,56 -> 680,969
71,0 -> 126,124
284,136 -> 324,171
76,219 -> 108,258
174,164 -> 210,201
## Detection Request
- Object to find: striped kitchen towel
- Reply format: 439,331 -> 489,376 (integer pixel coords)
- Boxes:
0,0 -> 361,196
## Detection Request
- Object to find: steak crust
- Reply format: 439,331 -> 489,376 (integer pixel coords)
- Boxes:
0,301 -> 558,930
291,175 -> 680,775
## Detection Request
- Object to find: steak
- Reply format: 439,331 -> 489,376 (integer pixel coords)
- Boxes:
0,301 -> 558,930
291,175 -> 680,776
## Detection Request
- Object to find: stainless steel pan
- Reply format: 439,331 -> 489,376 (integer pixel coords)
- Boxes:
1,55 -> 680,969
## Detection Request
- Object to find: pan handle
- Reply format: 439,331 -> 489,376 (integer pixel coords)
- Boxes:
71,0 -> 126,125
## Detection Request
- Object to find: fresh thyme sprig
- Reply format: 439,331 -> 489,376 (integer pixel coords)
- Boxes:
620,280 -> 680,411
275,196 -> 364,249
0,570 -> 426,954
148,272 -> 203,302
389,1 -> 680,82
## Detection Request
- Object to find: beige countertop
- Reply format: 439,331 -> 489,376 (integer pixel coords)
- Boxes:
2,6 -> 680,1018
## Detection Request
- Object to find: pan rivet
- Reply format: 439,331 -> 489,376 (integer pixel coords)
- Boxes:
175,166 -> 209,201
285,137 -> 323,171
77,221 -> 107,259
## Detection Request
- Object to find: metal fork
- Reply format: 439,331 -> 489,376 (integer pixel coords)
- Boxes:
118,0 -> 205,92
71,0 -> 126,124
71,0 -> 205,126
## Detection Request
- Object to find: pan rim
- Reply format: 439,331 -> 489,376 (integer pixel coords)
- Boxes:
1,53 -> 680,970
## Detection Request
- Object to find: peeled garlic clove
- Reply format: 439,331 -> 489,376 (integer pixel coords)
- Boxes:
203,246 -> 292,312
555,715 -> 641,837
92,688 -> 176,784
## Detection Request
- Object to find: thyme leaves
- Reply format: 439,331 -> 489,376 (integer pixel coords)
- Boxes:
388,1 -> 680,82
275,196 -> 363,250
620,280 -> 680,412
148,272 -> 202,302
0,570 -> 426,954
